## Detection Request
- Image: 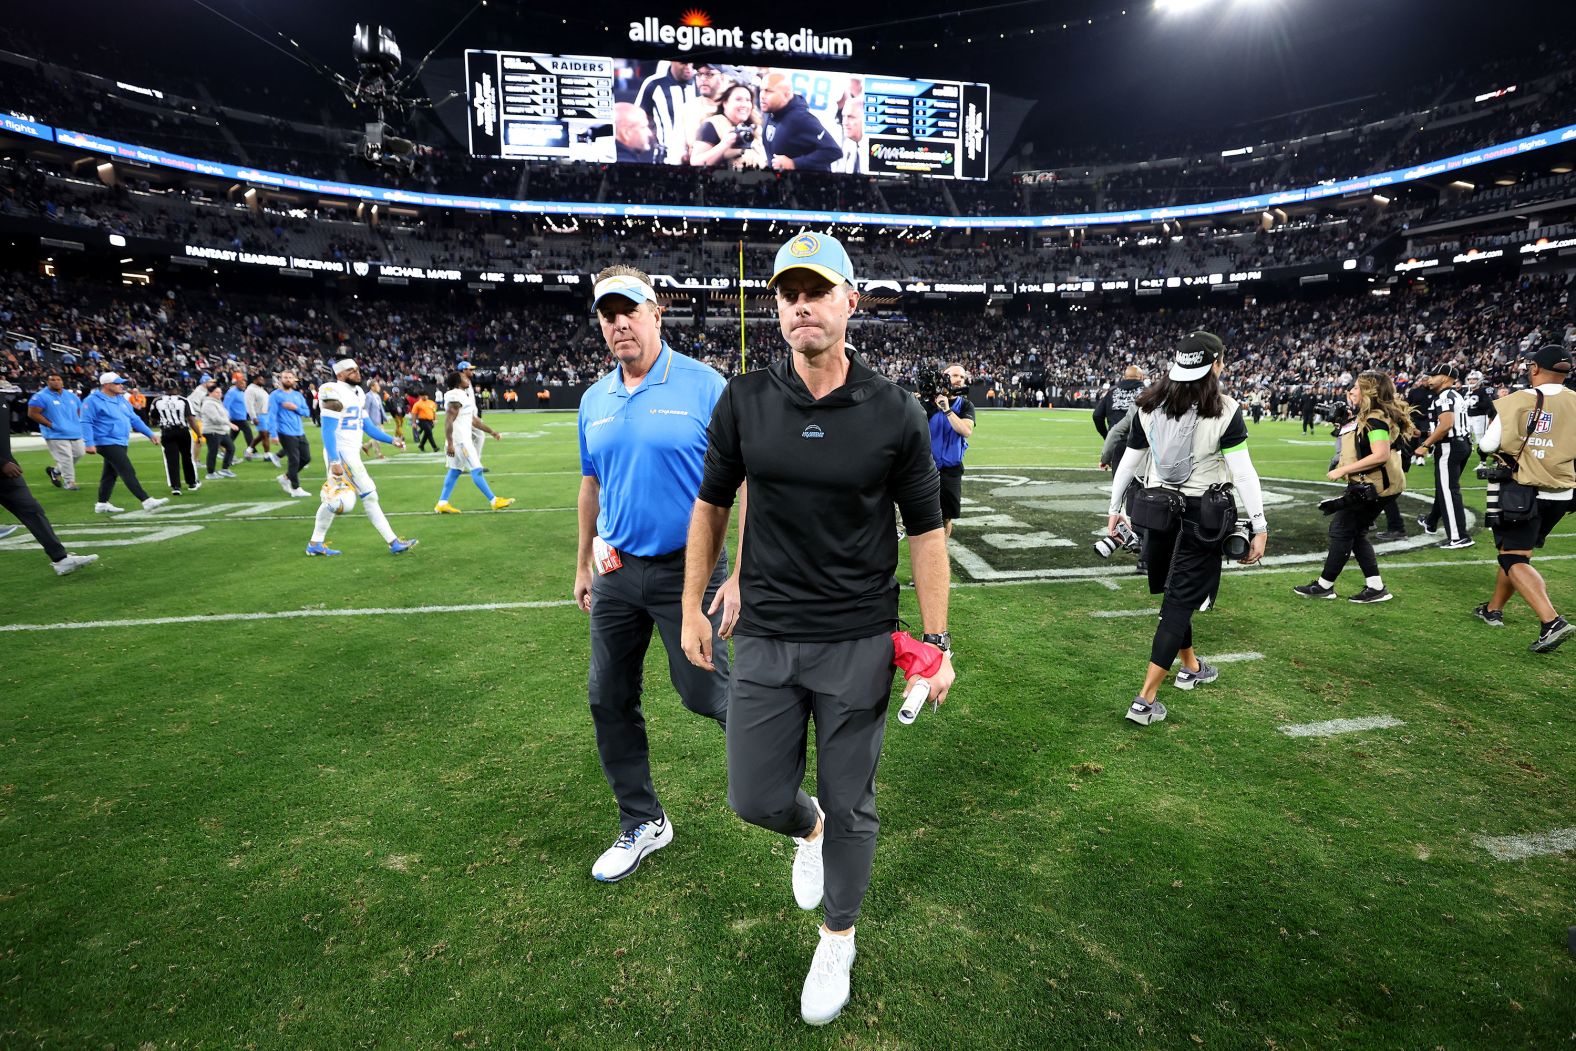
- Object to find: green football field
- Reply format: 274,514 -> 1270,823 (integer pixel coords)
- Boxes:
2,409 -> 1572,1049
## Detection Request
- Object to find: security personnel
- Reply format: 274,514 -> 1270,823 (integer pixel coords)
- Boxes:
1472,344 -> 1576,652
1092,365 -> 1145,438
151,384 -> 200,495
574,264 -> 738,885
1415,363 -> 1473,548
680,233 -> 954,1027
928,362 -> 976,537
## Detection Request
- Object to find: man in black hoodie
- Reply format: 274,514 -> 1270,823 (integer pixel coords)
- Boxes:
761,74 -> 843,173
680,232 -> 954,1027
1092,364 -> 1146,438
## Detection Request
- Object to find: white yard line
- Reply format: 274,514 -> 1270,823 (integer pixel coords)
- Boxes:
1089,608 -> 1160,618
0,599 -> 579,633
1278,715 -> 1405,738
1210,652 -> 1264,663
1472,828 -> 1576,861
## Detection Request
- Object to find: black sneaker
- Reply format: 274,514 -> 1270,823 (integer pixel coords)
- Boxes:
1373,529 -> 1406,542
46,465 -> 62,488
1473,603 -> 1504,628
170,489 -> 182,497
1530,617 -> 1575,654
1416,515 -> 1437,536
1293,582 -> 1337,599
1440,537 -> 1475,551
1349,586 -> 1393,604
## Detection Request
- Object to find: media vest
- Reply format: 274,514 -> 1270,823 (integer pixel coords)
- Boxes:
1494,386 -> 1576,493
1136,394 -> 1241,496
1337,410 -> 1406,498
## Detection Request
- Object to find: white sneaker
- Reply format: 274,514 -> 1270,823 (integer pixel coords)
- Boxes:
141,497 -> 169,512
591,817 -> 673,882
290,487 -> 310,498
276,473 -> 293,495
800,927 -> 856,1026
243,451 -> 256,461
94,502 -> 125,514
792,797 -> 827,910
267,453 -> 281,467
52,553 -> 99,576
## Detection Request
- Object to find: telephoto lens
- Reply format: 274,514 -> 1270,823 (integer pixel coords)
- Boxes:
1222,522 -> 1252,560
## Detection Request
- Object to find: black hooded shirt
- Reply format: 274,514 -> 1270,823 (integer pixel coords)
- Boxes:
697,350 -> 942,641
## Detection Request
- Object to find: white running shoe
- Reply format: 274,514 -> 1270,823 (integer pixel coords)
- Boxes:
800,927 -> 856,1026
141,497 -> 169,512
276,473 -> 293,495
52,553 -> 99,576
94,502 -> 125,514
267,453 -> 282,467
243,451 -> 256,461
290,487 -> 310,498
591,817 -> 673,882
792,797 -> 827,910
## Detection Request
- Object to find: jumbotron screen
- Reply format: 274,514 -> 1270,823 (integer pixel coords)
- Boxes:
464,50 -> 990,180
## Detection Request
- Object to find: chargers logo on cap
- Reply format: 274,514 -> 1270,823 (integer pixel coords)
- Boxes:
789,234 -> 821,258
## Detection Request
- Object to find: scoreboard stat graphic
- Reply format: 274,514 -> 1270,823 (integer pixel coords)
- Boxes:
469,51 -> 617,160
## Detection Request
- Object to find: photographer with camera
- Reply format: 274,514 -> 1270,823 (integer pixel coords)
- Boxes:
927,363 -> 976,537
1293,371 -> 1415,604
1105,332 -> 1269,726
1471,344 -> 1576,653
692,84 -> 767,170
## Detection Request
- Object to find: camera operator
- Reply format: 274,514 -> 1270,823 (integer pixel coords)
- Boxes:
691,84 -> 767,170
1472,344 -> 1576,653
1293,371 -> 1416,604
1105,332 -> 1269,726
927,363 -> 976,538
1092,365 -> 1145,438
1415,364 -> 1473,549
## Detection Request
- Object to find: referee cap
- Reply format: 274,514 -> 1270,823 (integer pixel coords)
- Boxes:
769,232 -> 855,288
1428,362 -> 1462,381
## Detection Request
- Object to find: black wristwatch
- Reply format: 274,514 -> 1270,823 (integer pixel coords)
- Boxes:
922,632 -> 951,653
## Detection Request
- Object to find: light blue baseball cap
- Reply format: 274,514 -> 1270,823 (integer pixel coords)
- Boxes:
592,272 -> 658,309
456,360 -> 475,370
769,232 -> 856,288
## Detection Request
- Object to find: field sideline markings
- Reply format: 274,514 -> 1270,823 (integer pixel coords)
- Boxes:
1472,828 -> 1576,861
0,599 -> 579,633
1089,608 -> 1159,617
1278,715 -> 1404,738
1210,652 -> 1264,663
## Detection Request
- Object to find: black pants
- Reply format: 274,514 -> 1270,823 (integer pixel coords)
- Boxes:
415,419 -> 437,452
1,472 -> 67,562
205,433 -> 235,472
1425,438 -> 1470,541
234,419 -> 254,451
95,445 -> 150,503
279,434 -> 311,488
1322,500 -> 1383,583
161,427 -> 197,490
587,548 -> 730,832
1302,411 -> 1315,433
1142,500 -> 1225,669
1378,494 -> 1404,532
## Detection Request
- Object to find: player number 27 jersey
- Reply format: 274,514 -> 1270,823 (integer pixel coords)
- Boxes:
320,381 -> 366,450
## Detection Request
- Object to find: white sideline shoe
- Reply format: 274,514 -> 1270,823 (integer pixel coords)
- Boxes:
141,497 -> 169,512
94,502 -> 125,514
591,817 -> 672,882
52,553 -> 99,576
792,797 -> 827,910
800,927 -> 856,1026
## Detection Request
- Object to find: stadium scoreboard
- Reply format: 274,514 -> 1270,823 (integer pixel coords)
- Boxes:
465,48 -> 989,180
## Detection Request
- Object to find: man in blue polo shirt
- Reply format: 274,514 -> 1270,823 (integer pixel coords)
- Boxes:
224,375 -> 252,469
573,263 -> 740,884
26,373 -> 85,490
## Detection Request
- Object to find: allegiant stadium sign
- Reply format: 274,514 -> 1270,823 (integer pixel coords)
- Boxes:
627,16 -> 853,58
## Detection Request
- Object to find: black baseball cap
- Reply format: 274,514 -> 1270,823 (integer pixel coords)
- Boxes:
1169,331 -> 1225,382
1428,363 -> 1462,381
1527,344 -> 1573,373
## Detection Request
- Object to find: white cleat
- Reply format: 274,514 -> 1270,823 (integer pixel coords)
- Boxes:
52,553 -> 99,576
591,817 -> 673,882
94,502 -> 125,514
800,927 -> 856,1026
792,797 -> 827,910
276,473 -> 293,495
141,497 -> 169,512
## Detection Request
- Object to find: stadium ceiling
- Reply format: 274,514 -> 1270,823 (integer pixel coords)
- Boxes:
4,1 -> 1560,150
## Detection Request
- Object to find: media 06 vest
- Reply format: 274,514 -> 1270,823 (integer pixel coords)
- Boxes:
1338,411 -> 1406,498
1494,387 -> 1576,493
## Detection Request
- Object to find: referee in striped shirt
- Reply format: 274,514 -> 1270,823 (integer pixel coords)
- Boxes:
153,385 -> 200,496
1416,363 -> 1474,549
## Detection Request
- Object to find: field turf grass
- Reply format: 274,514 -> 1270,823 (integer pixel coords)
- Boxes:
2,409 -> 1572,1049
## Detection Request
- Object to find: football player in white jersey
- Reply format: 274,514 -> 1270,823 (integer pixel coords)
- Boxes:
435,367 -> 513,513
306,358 -> 419,556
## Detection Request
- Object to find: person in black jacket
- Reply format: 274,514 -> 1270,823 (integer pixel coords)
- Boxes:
0,374 -> 97,576
761,74 -> 842,173
1092,365 -> 1145,438
680,232 -> 953,1027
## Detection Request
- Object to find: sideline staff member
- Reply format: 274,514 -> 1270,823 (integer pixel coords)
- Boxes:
929,362 -> 976,537
27,373 -> 84,490
681,233 -> 955,1027
1472,344 -> 1576,653
1106,332 -> 1269,725
574,265 -> 739,884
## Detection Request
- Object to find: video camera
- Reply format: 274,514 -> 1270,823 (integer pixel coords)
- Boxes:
920,367 -> 958,404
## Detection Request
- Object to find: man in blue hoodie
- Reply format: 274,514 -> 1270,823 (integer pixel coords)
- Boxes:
761,75 -> 843,173
82,372 -> 167,514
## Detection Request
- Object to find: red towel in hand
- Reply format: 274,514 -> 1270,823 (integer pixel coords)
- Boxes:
891,631 -> 944,683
